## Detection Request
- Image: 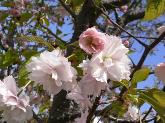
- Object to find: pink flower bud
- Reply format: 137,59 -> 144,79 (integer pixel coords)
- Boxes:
105,19 -> 112,25
120,5 -> 128,13
123,40 -> 130,48
157,26 -> 165,35
155,62 -> 165,83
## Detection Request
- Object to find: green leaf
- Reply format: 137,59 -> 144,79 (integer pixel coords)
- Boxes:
56,28 -> 62,35
39,101 -> 50,113
139,89 -> 165,122
119,79 -> 129,88
19,13 -> 33,23
2,1 -> 14,7
18,65 -> 30,87
95,0 -> 102,6
0,13 -> 9,21
22,49 -> 38,60
0,49 -> 20,68
110,101 -> 127,117
127,94 -> 139,104
128,49 -> 135,54
17,36 -> 54,50
132,67 -> 150,85
40,16 -> 50,26
67,0 -> 84,13
144,0 -> 165,20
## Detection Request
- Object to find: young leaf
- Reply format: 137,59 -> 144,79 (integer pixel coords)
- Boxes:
0,49 -> 20,68
17,36 -> 54,50
139,89 -> 165,122
144,0 -> 165,20
19,13 -> 33,23
132,67 -> 150,85
18,65 -> 30,87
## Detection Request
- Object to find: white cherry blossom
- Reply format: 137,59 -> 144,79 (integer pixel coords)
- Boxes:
124,105 -> 139,121
26,49 -> 77,95
79,74 -> 107,96
67,86 -> 92,110
0,76 -> 33,123
80,35 -> 131,82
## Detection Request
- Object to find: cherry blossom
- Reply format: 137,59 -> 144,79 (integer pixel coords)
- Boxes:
0,76 -> 33,123
124,105 -> 139,121
79,27 -> 106,54
157,26 -> 165,35
3,96 -> 33,123
80,35 -> 131,82
67,86 -> 92,110
120,5 -> 128,13
79,74 -> 107,96
0,76 -> 18,107
123,40 -> 130,48
26,49 -> 77,95
155,62 -> 165,83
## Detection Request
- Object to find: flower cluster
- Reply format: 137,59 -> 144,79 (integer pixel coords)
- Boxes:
68,27 -> 131,122
0,76 -> 32,123
25,27 -> 131,122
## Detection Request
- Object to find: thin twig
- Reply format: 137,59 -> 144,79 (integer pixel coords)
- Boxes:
86,93 -> 102,123
39,23 -> 66,45
95,109 -> 138,123
92,1 -> 148,48
121,36 -> 163,40
17,81 -> 32,96
142,106 -> 152,121
33,110 -> 43,123
100,9 -> 148,48
131,31 -> 165,77
145,117 -> 156,122
120,31 -> 165,97
58,0 -> 76,20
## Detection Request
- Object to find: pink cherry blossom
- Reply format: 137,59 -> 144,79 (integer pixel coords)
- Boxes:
155,62 -> 165,83
79,27 -> 106,54
123,40 -> 130,48
157,26 -> 165,35
26,49 -> 77,95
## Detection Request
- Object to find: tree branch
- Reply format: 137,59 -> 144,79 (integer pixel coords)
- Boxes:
33,110 -> 43,123
132,31 -> 165,76
86,93 -> 102,123
58,0 -> 77,21
97,7 -> 148,48
39,22 -> 66,45
121,36 -> 165,40
120,31 -> 165,97
103,0 -> 130,10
